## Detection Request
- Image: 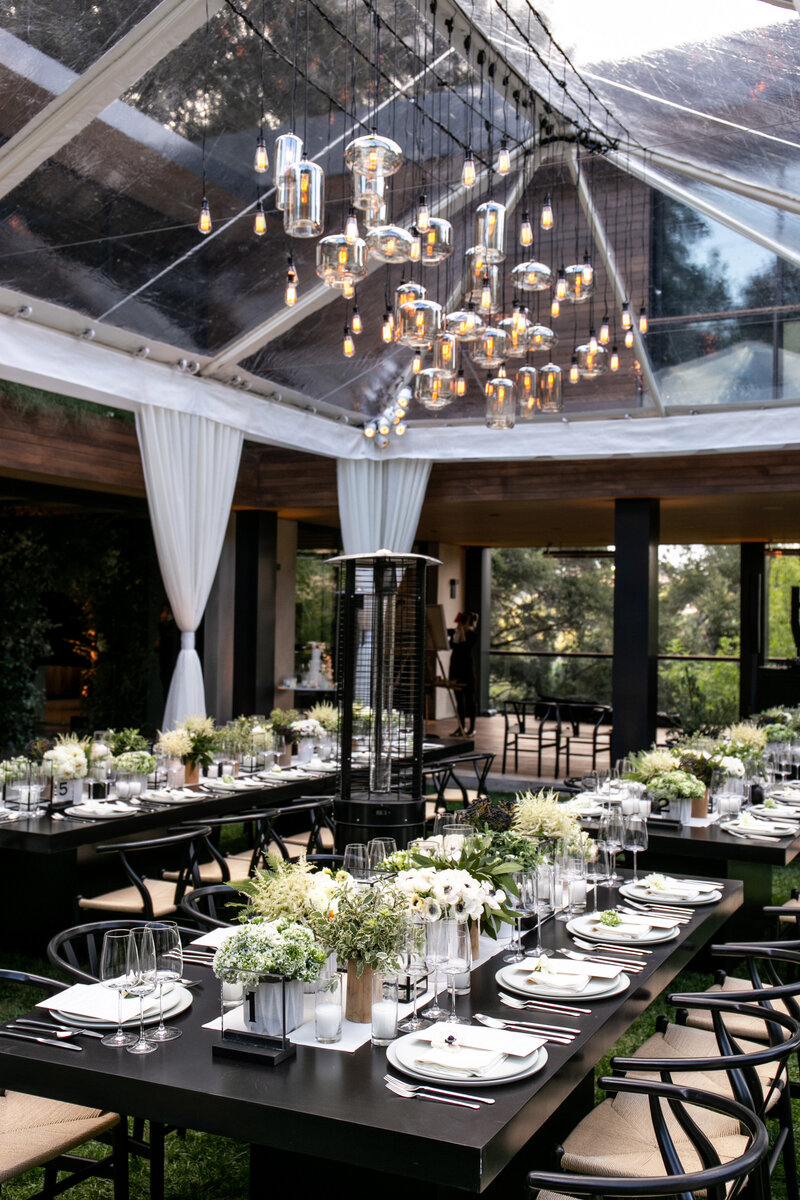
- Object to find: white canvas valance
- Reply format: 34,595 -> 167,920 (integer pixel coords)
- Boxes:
336,458 -> 432,554
136,405 -> 243,728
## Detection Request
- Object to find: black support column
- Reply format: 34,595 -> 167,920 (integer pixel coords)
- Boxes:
611,499 -> 660,762
232,511 -> 278,715
739,542 -> 766,718
464,547 -> 492,714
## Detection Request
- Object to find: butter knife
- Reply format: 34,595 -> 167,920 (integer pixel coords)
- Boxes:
14,1018 -> 104,1039
0,1028 -> 83,1051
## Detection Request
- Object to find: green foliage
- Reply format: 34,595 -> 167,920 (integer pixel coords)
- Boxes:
0,523 -> 52,749
295,554 -> 338,650
308,883 -> 407,975
107,728 -> 150,755
767,554 -> 800,658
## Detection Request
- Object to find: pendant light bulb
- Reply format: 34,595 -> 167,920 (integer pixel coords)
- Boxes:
624,328 -> 634,349
599,315 -> 610,345
409,233 -> 421,261
588,328 -> 598,354
479,276 -> 493,313
610,345 -> 620,371
581,255 -> 593,285
456,369 -> 466,396
416,194 -> 430,231
497,138 -> 511,175
540,193 -> 554,230
198,197 -> 212,235
412,351 -> 422,373
556,268 -> 567,301
381,311 -> 393,343
638,306 -> 648,333
352,305 -> 362,335
285,258 -> 298,307
364,422 -> 376,438
377,415 -> 391,437
519,212 -> 533,247
345,207 -> 359,245
621,302 -> 632,330
253,201 -> 267,236
484,375 -> 492,397
343,326 -> 355,357
512,306 -> 527,334
550,296 -> 560,319
569,354 -> 579,384
462,151 -> 476,189
342,279 -> 355,299
254,134 -> 269,173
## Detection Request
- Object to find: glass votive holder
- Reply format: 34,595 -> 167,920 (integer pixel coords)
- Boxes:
568,874 -> 588,914
371,974 -> 398,1046
115,772 -> 132,799
717,793 -> 742,819
315,973 -> 342,1044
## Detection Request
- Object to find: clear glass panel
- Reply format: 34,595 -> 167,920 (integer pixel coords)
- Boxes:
1,1 -> 162,77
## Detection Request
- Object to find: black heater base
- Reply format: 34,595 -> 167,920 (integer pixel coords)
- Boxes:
334,792 -> 425,852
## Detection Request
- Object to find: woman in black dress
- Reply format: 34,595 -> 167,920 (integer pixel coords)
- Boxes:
449,611 -> 478,735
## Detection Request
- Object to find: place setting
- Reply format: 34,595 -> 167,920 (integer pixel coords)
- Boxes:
566,906 -> 681,947
386,1021 -> 549,1090
718,810 -> 798,841
618,873 -> 721,906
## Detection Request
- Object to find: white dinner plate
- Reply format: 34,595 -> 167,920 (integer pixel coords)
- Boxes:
619,882 -> 722,907
567,914 -> 680,946
387,1034 -> 547,1087
54,985 -> 192,1029
63,802 -> 140,820
721,818 -> 796,837
144,790 -> 202,805
495,963 -> 630,1001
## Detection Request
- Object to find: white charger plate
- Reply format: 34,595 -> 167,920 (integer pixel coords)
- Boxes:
619,882 -> 721,907
54,985 -> 191,1030
387,1034 -> 547,1087
722,818 -> 795,836
64,803 -> 139,820
495,963 -> 630,1002
567,914 -> 680,947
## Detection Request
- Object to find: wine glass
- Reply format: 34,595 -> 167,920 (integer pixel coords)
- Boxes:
622,815 -> 648,883
342,844 -> 370,883
598,808 -> 624,885
396,918 -> 430,1033
126,928 -> 158,1055
503,871 -> 534,963
421,920 -> 450,1021
442,824 -> 468,861
442,921 -> 471,1025
367,837 -> 396,875
99,930 -> 137,1048
524,868 -> 553,958
145,921 -> 182,1043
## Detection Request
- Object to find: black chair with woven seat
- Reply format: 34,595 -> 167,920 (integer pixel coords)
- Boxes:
561,702 -> 613,775
0,967 -> 128,1200
527,1076 -> 769,1200
76,826 -> 217,922
501,699 -> 562,776
179,884 -> 239,930
549,994 -> 800,1200
185,799 -> 336,875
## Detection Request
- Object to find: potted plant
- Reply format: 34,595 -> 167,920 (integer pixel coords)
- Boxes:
212,919 -> 325,1037
43,734 -> 89,804
646,769 -> 706,825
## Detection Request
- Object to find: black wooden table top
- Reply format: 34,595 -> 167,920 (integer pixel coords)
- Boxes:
640,817 -> 800,866
0,873 -> 741,1194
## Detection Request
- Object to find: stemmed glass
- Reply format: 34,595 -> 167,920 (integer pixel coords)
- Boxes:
99,930 -> 137,1048
145,921 -> 182,1043
442,824 -> 468,861
599,808 -> 625,885
421,920 -> 450,1021
126,928 -> 158,1055
503,871 -> 535,963
367,837 -> 396,876
396,918 -> 430,1033
342,844 -> 370,883
524,868 -> 552,958
443,921 -> 471,1025
622,815 -> 648,882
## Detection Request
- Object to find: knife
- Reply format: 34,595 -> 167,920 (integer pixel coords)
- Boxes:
0,1028 -> 83,1051
14,1018 -> 104,1039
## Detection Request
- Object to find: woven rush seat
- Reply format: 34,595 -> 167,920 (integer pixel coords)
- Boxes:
0,1092 -> 119,1183
77,826 -> 213,922
686,975 -> 794,1041
78,878 -> 194,916
628,1021 -> 781,1107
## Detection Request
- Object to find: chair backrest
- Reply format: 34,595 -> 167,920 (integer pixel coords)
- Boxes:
706,941 -> 800,1024
181,799 -> 335,873
449,753 -> 495,798
503,698 -> 557,734
48,919 -> 200,983
526,1076 -> 769,1200
94,825 -> 218,916
179,885 -> 239,930
0,967 -> 68,993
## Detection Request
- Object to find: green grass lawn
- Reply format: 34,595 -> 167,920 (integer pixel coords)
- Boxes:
0,862 -> 797,1198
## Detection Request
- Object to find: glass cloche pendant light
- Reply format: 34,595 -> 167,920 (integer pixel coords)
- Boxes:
365,224 -> 414,264
316,234 -> 367,289
511,261 -> 553,292
284,159 -> 324,237
415,368 -> 453,410
471,326 -> 507,369
273,132 -> 303,211
345,129 -> 403,178
420,217 -> 453,265
397,299 -> 443,347
352,170 -> 385,211
537,362 -> 563,411
472,201 -> 506,263
516,365 -> 537,419
575,342 -> 608,377
394,279 -> 426,324
498,311 -> 532,357
562,263 -> 595,303
528,324 -> 558,352
485,372 -> 516,429
433,332 -> 457,374
445,302 -> 483,342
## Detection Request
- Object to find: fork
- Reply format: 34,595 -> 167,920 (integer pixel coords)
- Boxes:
622,898 -> 694,917
384,1078 -> 480,1109
571,936 -> 650,957
558,950 -> 644,973
617,904 -> 690,925
13,1018 -> 104,1039
497,991 -> 591,1015
383,1075 -> 495,1105
473,1014 -> 575,1043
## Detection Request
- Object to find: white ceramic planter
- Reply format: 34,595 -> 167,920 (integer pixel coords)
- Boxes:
245,979 -> 305,1037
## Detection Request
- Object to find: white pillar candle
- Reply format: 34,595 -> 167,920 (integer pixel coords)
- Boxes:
315,1002 -> 342,1043
371,999 -> 397,1041
569,878 -> 587,910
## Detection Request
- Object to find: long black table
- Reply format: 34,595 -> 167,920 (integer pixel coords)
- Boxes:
0,873 -> 742,1199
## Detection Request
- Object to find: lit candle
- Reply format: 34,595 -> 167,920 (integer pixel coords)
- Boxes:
371,999 -> 397,1042
315,1002 -> 342,1043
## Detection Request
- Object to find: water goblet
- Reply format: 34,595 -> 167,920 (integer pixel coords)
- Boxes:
443,921 -> 471,1024
396,918 -> 430,1033
367,837 -> 396,875
442,824 -> 467,861
145,921 -> 183,1042
598,808 -> 624,885
99,930 -> 137,1048
421,920 -> 450,1021
622,815 -> 648,882
524,868 -> 553,957
504,870 -> 537,962
126,928 -> 158,1055
342,843 -> 370,883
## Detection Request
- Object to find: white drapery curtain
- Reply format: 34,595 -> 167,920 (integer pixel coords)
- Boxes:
336,458 -> 432,554
136,406 -> 243,729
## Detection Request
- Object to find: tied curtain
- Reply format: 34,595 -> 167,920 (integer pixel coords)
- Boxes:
136,406 -> 243,729
336,458 -> 432,554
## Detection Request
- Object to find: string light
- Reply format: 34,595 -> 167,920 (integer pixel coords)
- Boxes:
569,353 -> 579,384
345,207 -> 359,245
382,311 -> 393,342
520,212 -> 533,247
610,345 -> 620,371
198,197 -> 211,235
254,134 -> 268,173
456,369 -> 466,396
639,306 -> 648,333
624,328 -> 634,349
581,254 -> 594,286
377,414 -> 391,436
342,279 -> 355,299
364,422 -> 376,438
395,421 -> 407,436
285,257 -> 298,306
462,150 -> 476,189
550,296 -> 560,319
497,138 -> 511,175
352,305 -> 362,334
409,233 -> 421,261
621,302 -> 632,330
599,315 -> 610,344
556,268 -> 567,301
479,276 -> 493,314
416,194 -> 430,231
253,201 -> 267,236
412,351 -> 422,373
540,193 -> 554,230
343,326 -> 355,357
588,328 -> 598,354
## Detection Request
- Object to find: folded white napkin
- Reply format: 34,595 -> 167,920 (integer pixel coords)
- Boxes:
520,956 -> 622,981
416,1023 -> 540,1058
586,920 -> 650,939
414,1045 -> 506,1075
730,814 -> 793,834
640,874 -> 715,898
618,910 -> 678,930
528,968 -> 589,992
37,982 -> 165,1023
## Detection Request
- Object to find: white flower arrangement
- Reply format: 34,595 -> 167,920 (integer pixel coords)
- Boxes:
114,750 -> 156,775
631,747 -> 680,782
512,789 -> 581,843
180,715 -> 216,738
156,728 -> 193,760
212,919 -> 326,987
717,754 -> 745,778
290,718 -> 325,740
44,737 -> 88,779
724,723 -> 767,753
393,866 -> 505,922
306,704 -> 338,734
0,756 -> 29,784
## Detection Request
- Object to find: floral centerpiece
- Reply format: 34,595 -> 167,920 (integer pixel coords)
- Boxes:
628,747 -> 679,783
290,718 -> 325,741
156,716 -> 216,781
235,855 -> 346,927
44,735 -> 88,779
646,770 -> 705,804
512,788 -> 584,846
306,703 -> 338,735
268,708 -> 300,744
107,728 -> 150,756
213,918 -> 326,1037
114,750 -> 157,777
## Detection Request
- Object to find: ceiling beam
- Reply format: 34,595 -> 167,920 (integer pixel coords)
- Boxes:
0,0 -> 226,201
624,145 -> 800,218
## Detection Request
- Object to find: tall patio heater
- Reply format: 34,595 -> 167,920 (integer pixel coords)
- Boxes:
329,550 -> 438,851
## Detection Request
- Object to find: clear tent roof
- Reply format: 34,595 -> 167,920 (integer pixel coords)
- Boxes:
0,0 -> 797,439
